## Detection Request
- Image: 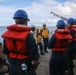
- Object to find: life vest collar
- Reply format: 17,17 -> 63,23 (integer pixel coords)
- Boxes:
68,25 -> 76,29
55,29 -> 70,34
2,24 -> 31,40
7,24 -> 31,32
55,29 -> 72,40
72,25 -> 76,27
68,25 -> 76,31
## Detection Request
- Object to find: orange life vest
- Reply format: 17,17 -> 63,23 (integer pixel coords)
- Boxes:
52,29 -> 72,52
68,25 -> 76,41
2,24 -> 31,59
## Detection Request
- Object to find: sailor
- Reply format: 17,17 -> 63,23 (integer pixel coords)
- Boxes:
48,20 -> 72,75
67,18 -> 76,75
2,9 -> 40,75
40,23 -> 49,53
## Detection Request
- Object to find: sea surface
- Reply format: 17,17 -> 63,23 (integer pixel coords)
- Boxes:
0,26 -> 56,44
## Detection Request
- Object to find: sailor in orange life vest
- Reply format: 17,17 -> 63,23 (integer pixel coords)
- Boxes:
40,23 -> 49,53
2,9 -> 40,75
67,18 -> 76,75
48,20 -> 72,75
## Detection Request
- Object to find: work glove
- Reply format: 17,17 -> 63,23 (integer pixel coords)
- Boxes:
32,59 -> 40,70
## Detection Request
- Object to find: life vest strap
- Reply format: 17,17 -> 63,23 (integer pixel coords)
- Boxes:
9,53 -> 30,59
10,51 -> 29,56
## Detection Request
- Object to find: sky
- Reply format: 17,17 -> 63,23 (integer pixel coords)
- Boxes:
0,0 -> 76,26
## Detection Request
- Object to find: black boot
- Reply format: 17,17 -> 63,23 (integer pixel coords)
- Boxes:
69,69 -> 74,75
41,52 -> 45,55
44,50 -> 48,53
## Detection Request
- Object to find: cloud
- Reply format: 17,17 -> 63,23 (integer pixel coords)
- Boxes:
0,6 -> 17,26
22,0 -> 76,26
22,0 -> 59,26
0,0 -> 76,26
69,0 -> 76,2
25,0 -> 76,25
54,4 -> 72,15
63,2 -> 76,17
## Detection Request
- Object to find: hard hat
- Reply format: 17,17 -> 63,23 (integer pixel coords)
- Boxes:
13,9 -> 30,21
75,18 -> 76,22
43,23 -> 46,26
56,20 -> 66,27
35,27 -> 39,30
67,18 -> 74,24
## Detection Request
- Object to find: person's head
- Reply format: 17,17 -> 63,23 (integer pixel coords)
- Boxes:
0,42 -> 2,49
30,25 -> 35,32
56,20 -> 66,29
42,23 -> 46,29
0,42 -> 2,46
13,9 -> 30,25
67,18 -> 74,27
36,27 -> 39,32
74,19 -> 76,25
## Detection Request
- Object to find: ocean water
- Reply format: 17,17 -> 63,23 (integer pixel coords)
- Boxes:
0,26 -> 7,43
0,26 -> 56,43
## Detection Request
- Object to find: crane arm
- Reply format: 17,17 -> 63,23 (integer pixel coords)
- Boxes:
50,12 -> 67,21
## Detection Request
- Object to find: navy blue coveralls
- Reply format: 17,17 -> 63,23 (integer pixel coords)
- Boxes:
37,42 -> 44,54
67,29 -> 76,75
43,38 -> 48,52
48,35 -> 68,75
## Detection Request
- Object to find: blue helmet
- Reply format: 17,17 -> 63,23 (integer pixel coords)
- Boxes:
67,18 -> 74,24
13,9 -> 30,21
75,18 -> 76,22
56,20 -> 66,27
